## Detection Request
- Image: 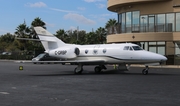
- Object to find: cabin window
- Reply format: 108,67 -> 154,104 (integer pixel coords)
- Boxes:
85,49 -> 88,54
103,48 -> 107,53
93,49 -> 98,54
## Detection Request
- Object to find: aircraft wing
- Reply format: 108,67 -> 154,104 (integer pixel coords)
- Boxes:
16,60 -> 106,65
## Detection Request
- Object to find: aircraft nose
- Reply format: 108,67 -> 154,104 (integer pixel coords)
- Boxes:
145,51 -> 167,62
152,53 -> 167,63
160,55 -> 167,61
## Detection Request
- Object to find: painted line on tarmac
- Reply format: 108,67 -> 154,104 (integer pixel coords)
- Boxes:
0,92 -> 10,95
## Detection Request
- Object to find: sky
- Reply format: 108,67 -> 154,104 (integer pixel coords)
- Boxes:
0,0 -> 116,35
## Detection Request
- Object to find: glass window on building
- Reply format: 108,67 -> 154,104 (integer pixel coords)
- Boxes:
176,13 -> 180,32
149,47 -> 156,53
126,12 -> 132,33
175,43 -> 180,55
121,13 -> 126,33
175,43 -> 180,65
166,13 -> 175,32
147,42 -> 165,55
148,15 -> 156,32
158,47 -> 165,55
132,11 -> 140,32
140,15 -> 148,32
157,14 -> 165,32
118,14 -> 122,33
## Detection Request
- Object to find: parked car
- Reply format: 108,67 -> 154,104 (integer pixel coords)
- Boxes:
32,53 -> 59,64
1,52 -> 11,55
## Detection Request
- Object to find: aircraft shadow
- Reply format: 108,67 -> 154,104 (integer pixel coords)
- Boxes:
28,69 -> 178,77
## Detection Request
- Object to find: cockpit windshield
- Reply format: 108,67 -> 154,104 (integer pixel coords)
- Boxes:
123,46 -> 143,51
123,46 -> 129,50
132,46 -> 143,51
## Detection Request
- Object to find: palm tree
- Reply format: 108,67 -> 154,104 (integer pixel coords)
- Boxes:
85,32 -> 98,44
15,24 -> 31,38
96,27 -> 107,44
55,29 -> 69,43
105,19 -> 118,34
14,23 -> 31,50
31,17 -> 46,39
31,17 -> 46,29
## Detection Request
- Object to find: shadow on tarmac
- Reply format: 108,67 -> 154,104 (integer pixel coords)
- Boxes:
28,69 -> 179,77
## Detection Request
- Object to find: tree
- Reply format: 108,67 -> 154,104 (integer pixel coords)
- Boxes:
105,19 -> 118,34
15,24 -> 31,38
31,17 -> 46,29
55,29 -> 70,43
0,33 -> 16,52
31,17 -> 46,38
95,27 -> 107,44
14,23 -> 32,51
85,32 -> 98,44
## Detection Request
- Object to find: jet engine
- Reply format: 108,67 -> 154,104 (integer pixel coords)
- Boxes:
49,47 -> 80,59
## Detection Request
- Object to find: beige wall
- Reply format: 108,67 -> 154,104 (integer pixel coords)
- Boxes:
107,32 -> 177,43
166,42 -> 175,55
108,0 -> 180,14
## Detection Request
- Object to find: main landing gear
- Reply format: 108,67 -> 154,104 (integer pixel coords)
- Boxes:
74,64 -> 107,74
94,65 -> 107,73
142,66 -> 149,75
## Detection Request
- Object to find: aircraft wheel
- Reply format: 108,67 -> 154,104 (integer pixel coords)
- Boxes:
142,69 -> 148,75
74,67 -> 83,74
94,66 -> 102,73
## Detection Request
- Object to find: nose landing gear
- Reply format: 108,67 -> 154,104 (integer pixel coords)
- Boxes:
142,66 -> 149,75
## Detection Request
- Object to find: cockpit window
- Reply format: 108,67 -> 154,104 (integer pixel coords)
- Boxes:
123,46 -> 129,50
123,46 -> 133,51
129,47 -> 133,51
132,46 -> 143,51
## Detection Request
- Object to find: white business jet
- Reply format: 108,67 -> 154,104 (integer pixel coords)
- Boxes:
30,27 -> 167,75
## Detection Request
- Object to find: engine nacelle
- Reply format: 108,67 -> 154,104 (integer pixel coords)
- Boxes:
49,47 -> 80,59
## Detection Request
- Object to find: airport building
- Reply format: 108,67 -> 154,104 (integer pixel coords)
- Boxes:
107,0 -> 180,65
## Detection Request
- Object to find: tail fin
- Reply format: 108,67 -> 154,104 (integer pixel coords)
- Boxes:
34,27 -> 65,52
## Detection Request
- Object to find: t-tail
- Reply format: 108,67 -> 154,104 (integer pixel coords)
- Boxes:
34,27 -> 66,52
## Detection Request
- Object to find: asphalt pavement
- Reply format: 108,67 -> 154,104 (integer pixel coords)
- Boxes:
0,61 -> 180,106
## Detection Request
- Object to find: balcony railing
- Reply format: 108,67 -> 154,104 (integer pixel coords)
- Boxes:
107,24 -> 173,35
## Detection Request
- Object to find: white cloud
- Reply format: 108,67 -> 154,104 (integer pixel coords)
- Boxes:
96,4 -> 106,8
50,8 -> 76,13
64,13 -> 96,25
84,0 -> 104,3
25,2 -> 47,8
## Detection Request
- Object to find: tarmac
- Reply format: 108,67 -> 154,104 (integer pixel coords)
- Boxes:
0,60 -> 180,106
